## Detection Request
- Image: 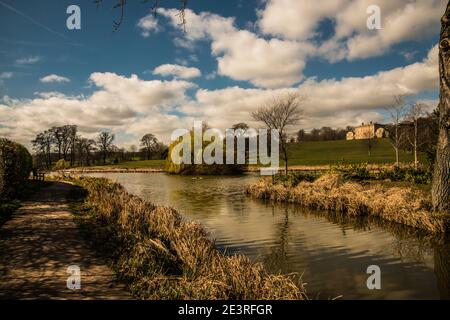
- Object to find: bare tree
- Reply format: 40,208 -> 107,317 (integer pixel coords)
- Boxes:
32,131 -> 53,169
67,125 -> 78,166
50,127 -> 63,160
386,95 -> 407,167
94,0 -> 188,31
432,3 -> 450,214
130,144 -> 138,159
252,93 -> 304,175
83,139 -> 97,166
97,132 -> 115,165
362,130 -> 377,157
74,137 -> 96,167
406,102 -> 427,168
141,133 -> 159,160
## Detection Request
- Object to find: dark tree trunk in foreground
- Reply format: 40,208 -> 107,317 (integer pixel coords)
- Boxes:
432,2 -> 450,214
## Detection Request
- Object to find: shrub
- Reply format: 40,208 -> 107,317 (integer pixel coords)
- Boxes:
378,167 -> 432,184
331,162 -> 432,185
53,159 -> 70,170
166,132 -> 244,175
0,138 -> 32,200
274,172 -> 316,187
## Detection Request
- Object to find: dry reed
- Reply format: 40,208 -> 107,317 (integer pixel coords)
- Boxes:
246,174 -> 449,233
60,175 -> 306,300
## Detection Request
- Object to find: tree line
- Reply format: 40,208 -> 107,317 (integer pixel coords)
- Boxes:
32,125 -> 167,169
295,127 -> 350,142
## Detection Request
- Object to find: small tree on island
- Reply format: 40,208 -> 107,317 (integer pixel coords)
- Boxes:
252,93 -> 304,175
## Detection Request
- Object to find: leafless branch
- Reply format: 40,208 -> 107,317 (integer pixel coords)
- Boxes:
94,0 -> 188,32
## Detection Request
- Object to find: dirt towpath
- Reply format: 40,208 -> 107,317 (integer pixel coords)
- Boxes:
0,182 -> 130,299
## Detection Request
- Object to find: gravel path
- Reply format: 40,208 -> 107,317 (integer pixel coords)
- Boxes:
0,182 -> 131,300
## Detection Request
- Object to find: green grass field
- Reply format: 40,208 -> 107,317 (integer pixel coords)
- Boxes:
286,138 -> 424,166
91,159 -> 166,169
90,139 -> 423,170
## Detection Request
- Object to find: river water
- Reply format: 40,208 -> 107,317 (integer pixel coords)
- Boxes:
85,172 -> 449,300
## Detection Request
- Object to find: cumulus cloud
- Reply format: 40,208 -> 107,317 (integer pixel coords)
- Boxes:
16,56 -> 41,65
0,45 -> 438,148
153,64 -> 201,79
137,14 -> 160,37
40,74 -> 71,83
160,8 -> 315,88
0,72 -> 13,79
258,0 -> 346,40
258,0 -> 444,61
0,73 -> 196,147
179,44 -> 438,133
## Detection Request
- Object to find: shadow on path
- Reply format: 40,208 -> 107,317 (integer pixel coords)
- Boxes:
0,182 -> 131,300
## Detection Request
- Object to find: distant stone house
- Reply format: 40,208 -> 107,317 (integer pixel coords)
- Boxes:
346,122 -> 388,140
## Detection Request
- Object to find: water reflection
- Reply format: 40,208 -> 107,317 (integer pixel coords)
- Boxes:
85,172 -> 449,299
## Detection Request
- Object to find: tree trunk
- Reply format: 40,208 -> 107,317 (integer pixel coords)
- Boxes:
413,118 -> 417,168
281,142 -> 288,175
395,147 -> 399,167
432,2 -> 450,214
284,155 -> 288,175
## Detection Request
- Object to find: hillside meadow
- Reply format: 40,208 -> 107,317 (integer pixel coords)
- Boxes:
82,138 -> 423,170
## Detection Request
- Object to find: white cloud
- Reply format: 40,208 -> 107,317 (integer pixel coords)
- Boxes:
0,73 -> 196,147
258,0 -> 444,61
179,44 -> 438,132
153,64 -> 201,79
88,72 -> 195,112
160,8 -> 315,88
137,14 -> 160,37
0,72 -> 13,79
0,45 -> 438,148
258,0 -> 346,40
16,56 -> 41,65
40,74 -> 71,83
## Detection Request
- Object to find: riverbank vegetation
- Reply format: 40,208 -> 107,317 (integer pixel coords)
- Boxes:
246,173 -> 449,233
0,138 -> 33,225
165,127 -> 245,175
62,175 -> 306,299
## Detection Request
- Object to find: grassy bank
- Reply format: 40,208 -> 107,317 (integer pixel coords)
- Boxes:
57,139 -> 422,173
286,139 -> 425,165
62,175 -> 306,300
246,174 -> 449,233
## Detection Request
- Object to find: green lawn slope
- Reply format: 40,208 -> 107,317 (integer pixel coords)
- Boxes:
286,138 -> 425,166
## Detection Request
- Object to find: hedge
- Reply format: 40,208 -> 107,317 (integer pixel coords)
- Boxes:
0,138 -> 32,201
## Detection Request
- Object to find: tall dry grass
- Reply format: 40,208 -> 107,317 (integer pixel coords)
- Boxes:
61,175 -> 306,300
246,174 -> 449,233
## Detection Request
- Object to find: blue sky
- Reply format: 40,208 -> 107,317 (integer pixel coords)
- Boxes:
0,0 -> 443,147
0,0 -> 260,98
